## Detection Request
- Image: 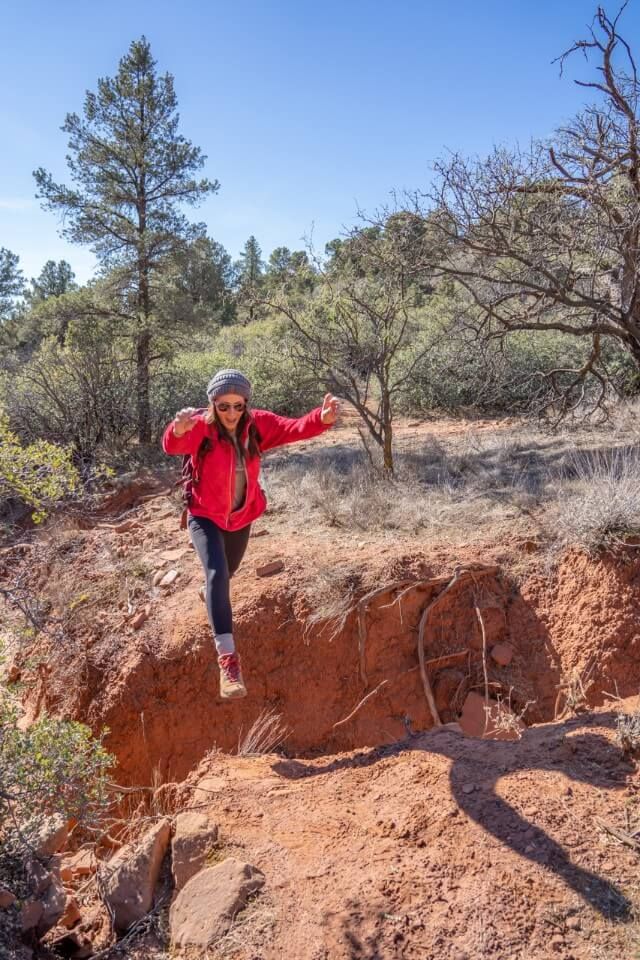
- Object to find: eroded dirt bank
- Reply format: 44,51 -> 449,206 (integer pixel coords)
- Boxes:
11,490 -> 640,789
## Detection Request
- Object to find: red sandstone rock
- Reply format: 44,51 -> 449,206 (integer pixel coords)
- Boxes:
490,643 -> 514,667
103,819 -> 171,932
171,811 -> 219,892
169,858 -> 264,948
256,559 -> 284,577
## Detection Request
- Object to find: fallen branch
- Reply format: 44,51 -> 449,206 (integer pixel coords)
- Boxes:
595,817 -> 640,853
333,679 -> 390,728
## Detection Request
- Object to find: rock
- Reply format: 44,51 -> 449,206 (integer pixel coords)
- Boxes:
170,858 -> 265,948
171,812 -> 219,892
256,560 -> 284,578
250,529 -> 269,538
113,519 -> 142,534
60,896 -> 81,929
159,569 -> 179,588
551,935 -> 565,952
131,606 -> 151,630
490,643 -> 514,667
7,662 -> 21,682
37,873 -> 67,936
103,819 -> 171,932
461,784 -> 476,795
20,900 -> 43,932
160,548 -> 188,562
62,849 -> 97,880
152,569 -> 166,586
0,885 -> 15,908
31,813 -> 69,857
566,916 -> 581,931
26,858 -> 53,896
458,691 -> 524,741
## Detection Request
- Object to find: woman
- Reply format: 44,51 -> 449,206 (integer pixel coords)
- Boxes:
162,368 -> 339,700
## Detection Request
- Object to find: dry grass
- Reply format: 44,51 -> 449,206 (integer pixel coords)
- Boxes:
237,708 -> 290,757
263,408 -> 640,555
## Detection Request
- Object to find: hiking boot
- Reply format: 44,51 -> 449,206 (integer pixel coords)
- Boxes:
218,653 -> 247,700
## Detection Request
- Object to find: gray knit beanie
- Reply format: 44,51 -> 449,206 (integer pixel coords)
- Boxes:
206,369 -> 253,402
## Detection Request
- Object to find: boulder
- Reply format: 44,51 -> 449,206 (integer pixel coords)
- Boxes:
169,858 -> 265,948
31,813 -> 68,857
36,873 -> 67,936
171,811 -> 219,892
103,819 -> 171,932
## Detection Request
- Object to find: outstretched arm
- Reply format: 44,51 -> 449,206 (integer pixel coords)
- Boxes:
162,408 -> 207,456
254,394 -> 340,452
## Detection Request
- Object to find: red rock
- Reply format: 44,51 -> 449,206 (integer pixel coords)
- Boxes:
171,811 -> 219,892
169,858 -> 265,948
131,608 -> 149,630
256,560 -> 284,577
63,849 -> 97,879
458,691 -> 524,741
159,569 -> 179,588
103,819 -> 171,932
0,885 -> 15,908
60,896 -> 81,929
490,643 -> 514,667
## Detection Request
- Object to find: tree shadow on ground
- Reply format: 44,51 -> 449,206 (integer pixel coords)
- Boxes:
273,711 -> 633,921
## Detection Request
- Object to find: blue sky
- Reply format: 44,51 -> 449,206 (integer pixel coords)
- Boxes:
2,0 -> 638,284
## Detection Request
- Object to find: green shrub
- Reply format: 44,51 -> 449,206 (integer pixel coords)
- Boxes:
0,690 -> 113,856
0,411 -> 78,525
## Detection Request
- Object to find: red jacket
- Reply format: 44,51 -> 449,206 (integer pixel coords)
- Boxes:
162,407 -> 332,531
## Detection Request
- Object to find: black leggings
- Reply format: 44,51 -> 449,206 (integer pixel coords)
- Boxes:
188,515 -> 251,636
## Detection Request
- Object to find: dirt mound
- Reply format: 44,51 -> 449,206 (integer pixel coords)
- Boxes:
168,709 -> 638,959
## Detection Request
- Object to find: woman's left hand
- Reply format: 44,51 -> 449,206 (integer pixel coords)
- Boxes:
320,393 -> 340,425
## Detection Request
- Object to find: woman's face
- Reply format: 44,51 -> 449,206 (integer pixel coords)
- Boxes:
213,392 -> 247,433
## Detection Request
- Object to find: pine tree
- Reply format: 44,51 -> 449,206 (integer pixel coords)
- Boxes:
34,37 -> 218,442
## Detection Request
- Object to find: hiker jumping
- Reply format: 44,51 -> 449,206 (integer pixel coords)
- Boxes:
162,368 -> 339,700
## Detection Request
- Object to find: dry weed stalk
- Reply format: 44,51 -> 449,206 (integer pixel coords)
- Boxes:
237,708 -> 290,757
554,660 -> 597,720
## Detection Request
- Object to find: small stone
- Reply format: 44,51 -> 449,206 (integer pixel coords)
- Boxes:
551,935 -> 565,951
462,784 -> 475,795
490,643 -> 513,667
159,569 -> 179,588
160,547 -> 188,562
0,885 -> 15,909
113,519 -> 141,534
250,529 -> 269,538
61,896 -> 81,929
566,916 -> 581,931
256,560 -> 284,577
63,849 -> 97,879
152,569 -> 166,586
131,607 -> 150,630
7,663 -> 21,682
524,807 -> 538,818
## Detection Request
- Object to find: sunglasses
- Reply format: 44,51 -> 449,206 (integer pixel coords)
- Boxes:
215,401 -> 246,413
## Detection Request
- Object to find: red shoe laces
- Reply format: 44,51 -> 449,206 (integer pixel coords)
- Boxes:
219,653 -> 241,682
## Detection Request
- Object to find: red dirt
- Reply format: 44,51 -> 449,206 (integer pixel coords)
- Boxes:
5,417 -> 640,958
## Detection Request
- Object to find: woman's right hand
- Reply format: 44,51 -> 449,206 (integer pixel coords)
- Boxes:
173,407 -> 199,437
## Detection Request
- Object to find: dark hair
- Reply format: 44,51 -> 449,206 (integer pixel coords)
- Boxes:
205,403 -> 262,460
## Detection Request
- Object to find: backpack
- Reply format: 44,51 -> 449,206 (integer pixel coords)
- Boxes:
175,409 -> 212,530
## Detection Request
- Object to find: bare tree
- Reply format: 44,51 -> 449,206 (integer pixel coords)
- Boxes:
260,223 -> 436,474
417,5 -> 640,416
